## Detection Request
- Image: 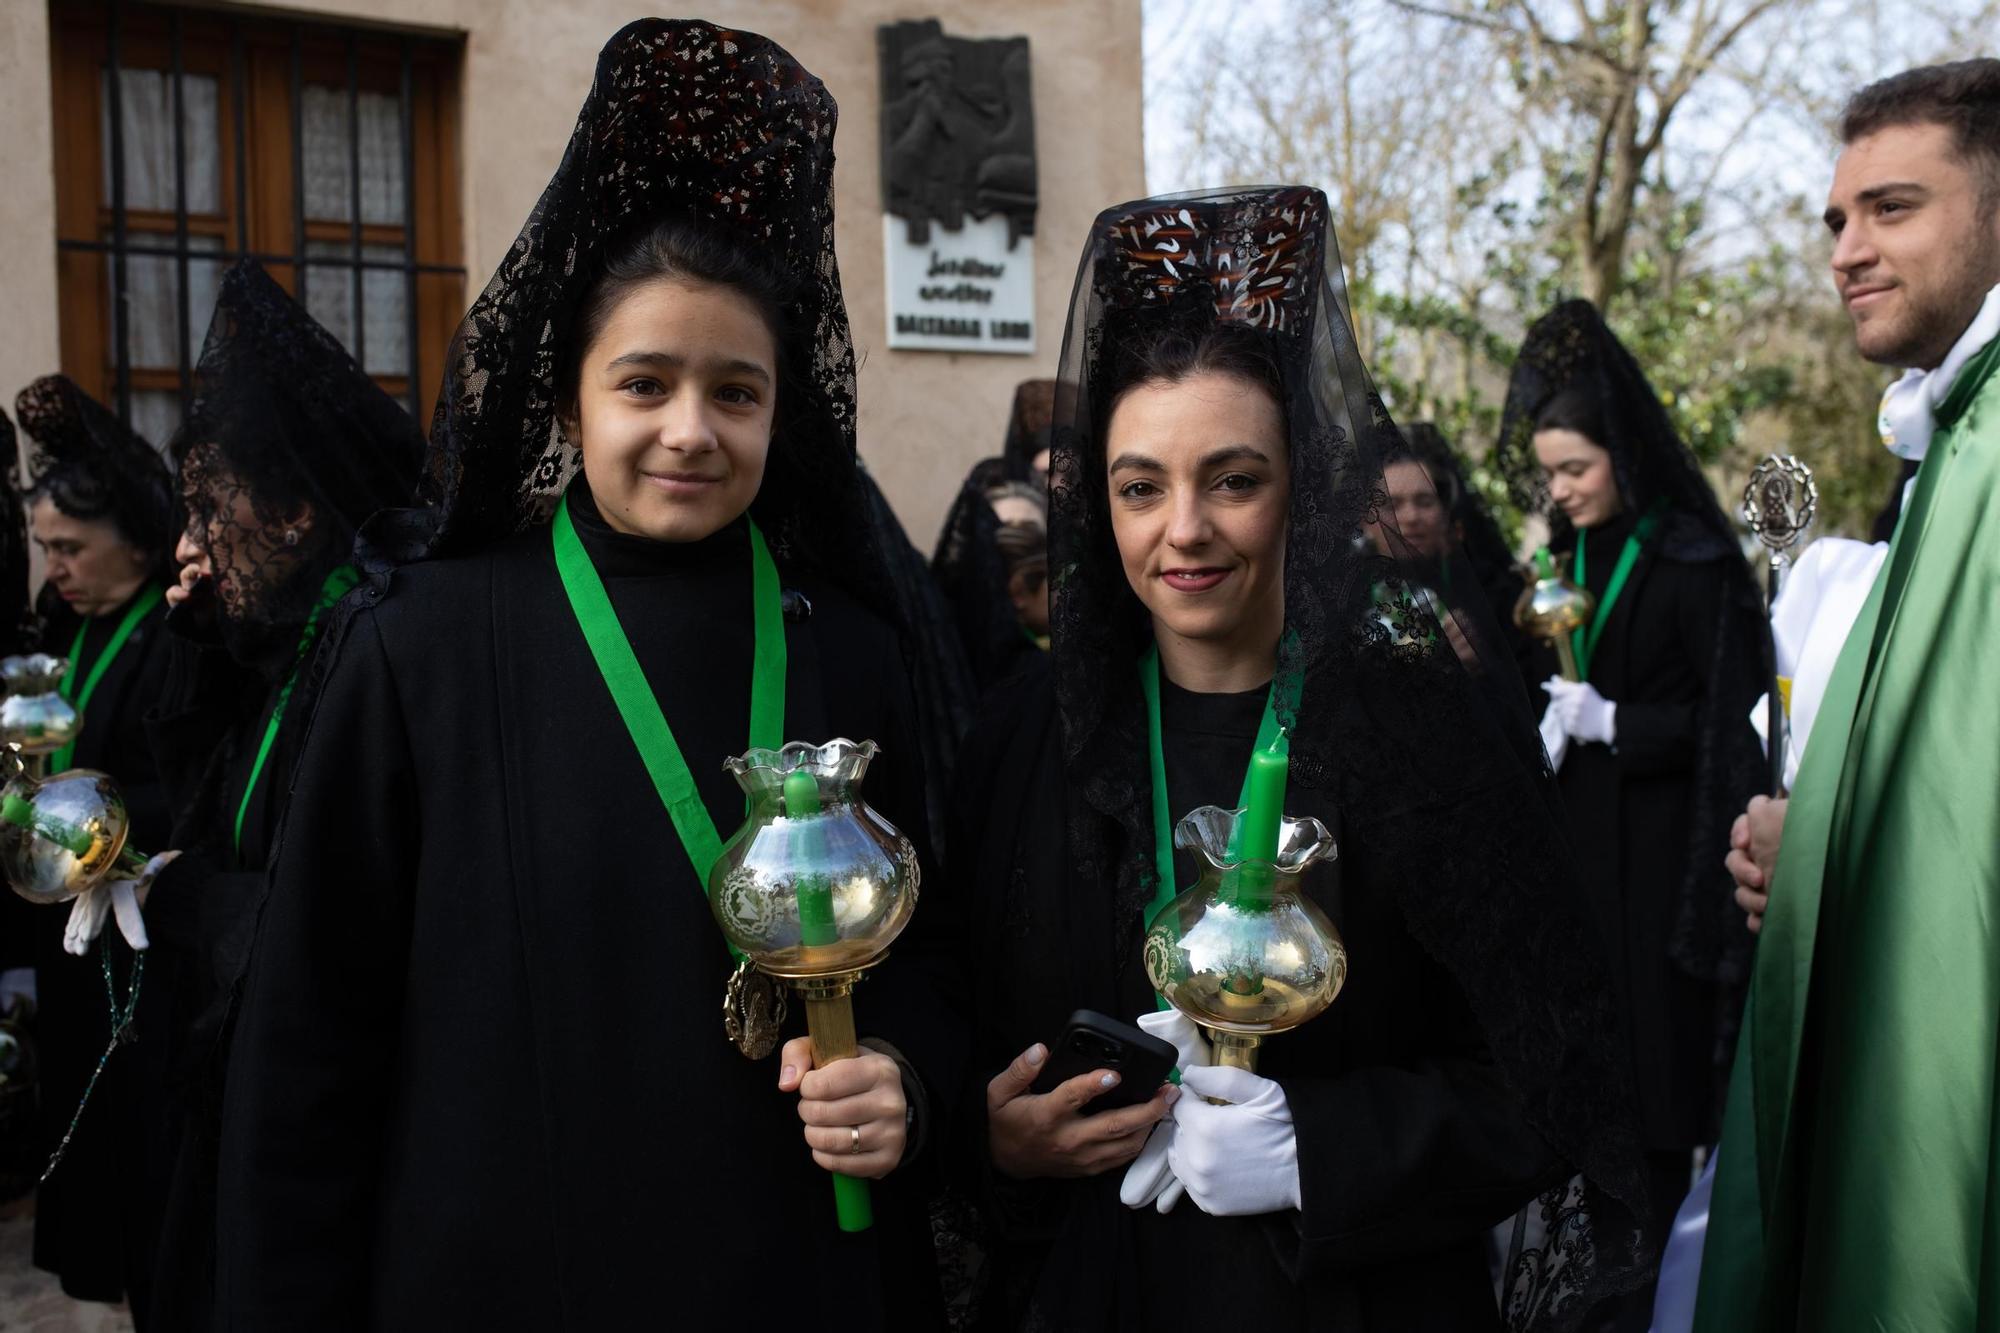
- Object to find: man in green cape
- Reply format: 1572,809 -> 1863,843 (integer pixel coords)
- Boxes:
1698,59 -> 2000,1331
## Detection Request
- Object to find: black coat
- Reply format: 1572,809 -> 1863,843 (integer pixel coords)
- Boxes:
134,626 -> 295,1331
25,585 -> 172,1307
1533,515 -> 1759,1150
216,496 -> 961,1330
950,662 -> 1561,1332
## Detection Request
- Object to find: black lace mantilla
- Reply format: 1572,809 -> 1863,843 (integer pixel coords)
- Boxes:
16,374 -> 175,580
369,18 -> 873,608
174,260 -> 424,648
1045,189 -> 1651,1325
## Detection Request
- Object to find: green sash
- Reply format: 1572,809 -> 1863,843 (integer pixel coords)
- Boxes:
52,583 -> 164,773
232,565 -> 360,855
550,495 -> 784,958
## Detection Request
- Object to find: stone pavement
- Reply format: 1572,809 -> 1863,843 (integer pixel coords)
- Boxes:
0,1197 -> 131,1333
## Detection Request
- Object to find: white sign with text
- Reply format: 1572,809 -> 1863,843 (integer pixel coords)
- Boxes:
884,213 -> 1035,354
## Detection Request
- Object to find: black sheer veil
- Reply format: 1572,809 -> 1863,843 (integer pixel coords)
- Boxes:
172,259 -> 426,662
1047,188 -> 1649,1325
16,375 -> 176,585
1493,300 -> 1765,987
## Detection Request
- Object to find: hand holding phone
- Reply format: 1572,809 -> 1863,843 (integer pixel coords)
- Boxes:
985,1010 -> 1180,1180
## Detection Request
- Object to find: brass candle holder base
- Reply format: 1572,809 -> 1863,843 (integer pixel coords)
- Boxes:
789,968 -> 866,1067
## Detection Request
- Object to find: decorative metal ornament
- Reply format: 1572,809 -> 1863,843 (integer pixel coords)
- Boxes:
722,957 -> 787,1061
0,655 -> 81,765
709,738 -> 921,1232
1741,454 -> 1818,564
1741,453 -> 1817,796
0,746 -> 151,904
1514,554 -> 1597,683
1143,807 -> 1345,1078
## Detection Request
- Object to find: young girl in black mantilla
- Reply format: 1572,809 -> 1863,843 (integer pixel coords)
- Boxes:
216,22 -> 957,1329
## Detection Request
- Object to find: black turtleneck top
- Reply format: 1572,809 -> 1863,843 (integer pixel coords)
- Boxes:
216,482 -> 955,1330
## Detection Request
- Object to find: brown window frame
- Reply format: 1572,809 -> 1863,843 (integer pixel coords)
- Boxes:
49,0 -> 466,432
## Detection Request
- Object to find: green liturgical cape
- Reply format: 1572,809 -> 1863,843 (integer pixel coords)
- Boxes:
1695,336 -> 2000,1331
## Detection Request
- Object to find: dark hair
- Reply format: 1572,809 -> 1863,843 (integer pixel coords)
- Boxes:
28,464 -> 155,555
1101,319 -> 1287,423
559,217 -> 803,419
1842,59 -> 2000,208
1383,422 -> 1462,510
1533,388 -> 1609,449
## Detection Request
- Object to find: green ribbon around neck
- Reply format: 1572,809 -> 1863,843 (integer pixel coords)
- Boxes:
231,564 -> 361,856
551,494 -> 784,960
1571,507 -> 1663,681
1140,640 -> 1301,917
52,583 -> 164,773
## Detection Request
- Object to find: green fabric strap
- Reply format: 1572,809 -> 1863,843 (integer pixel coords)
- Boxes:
231,564 -> 361,856
52,583 -> 164,773
551,495 -> 784,960
1571,507 -> 1661,681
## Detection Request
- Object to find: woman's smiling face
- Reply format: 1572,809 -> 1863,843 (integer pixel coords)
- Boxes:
1105,370 -> 1289,655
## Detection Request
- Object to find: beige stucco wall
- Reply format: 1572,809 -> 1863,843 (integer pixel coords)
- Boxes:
0,0 -> 1144,549
0,2 -> 61,431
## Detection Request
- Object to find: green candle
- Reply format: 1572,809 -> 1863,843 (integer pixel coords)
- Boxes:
785,770 -> 838,947
1237,735 -> 1288,865
782,766 -> 871,1232
1534,546 -> 1556,578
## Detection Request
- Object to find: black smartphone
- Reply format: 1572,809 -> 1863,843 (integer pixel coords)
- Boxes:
1029,1009 -> 1178,1115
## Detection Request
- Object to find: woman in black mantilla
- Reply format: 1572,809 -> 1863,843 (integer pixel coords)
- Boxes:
933,379 -> 1057,692
951,189 -> 1647,1332
1496,299 -> 1764,1329
1374,423 -> 1529,661
216,22 -> 959,1329
71,258 -> 425,1329
11,374 -> 174,1311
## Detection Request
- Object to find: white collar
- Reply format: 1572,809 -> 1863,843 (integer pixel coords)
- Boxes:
1878,283 -> 2000,461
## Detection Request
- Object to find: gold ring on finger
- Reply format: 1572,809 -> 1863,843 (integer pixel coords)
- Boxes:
848,1126 -> 863,1155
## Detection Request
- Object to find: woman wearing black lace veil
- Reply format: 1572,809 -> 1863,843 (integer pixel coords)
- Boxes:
60,258 -> 425,1329
1494,300 -> 1763,1328
949,189 -> 1647,1331
9,374 -> 174,1311
934,380 -> 1058,691
217,22 -> 957,1329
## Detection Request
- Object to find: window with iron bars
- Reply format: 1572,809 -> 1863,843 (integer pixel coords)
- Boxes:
50,0 -> 466,450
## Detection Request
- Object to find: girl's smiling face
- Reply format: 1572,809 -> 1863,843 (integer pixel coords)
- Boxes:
568,276 -> 778,543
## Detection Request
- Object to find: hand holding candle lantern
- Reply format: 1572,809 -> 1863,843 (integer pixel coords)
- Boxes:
1514,549 -> 1597,682
708,739 -> 920,1233
1143,736 -> 1346,1078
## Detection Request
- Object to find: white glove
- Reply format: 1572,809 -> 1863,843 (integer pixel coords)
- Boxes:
1538,699 -> 1569,773
62,851 -> 180,956
1167,1063 -> 1301,1216
1542,678 -> 1617,747
1119,1009 -> 1212,1213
